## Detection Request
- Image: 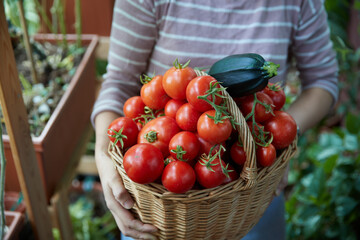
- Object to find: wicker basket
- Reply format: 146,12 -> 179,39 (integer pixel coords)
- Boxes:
108,72 -> 298,240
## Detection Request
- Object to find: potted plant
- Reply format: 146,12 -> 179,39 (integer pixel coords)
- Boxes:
2,0 -> 98,200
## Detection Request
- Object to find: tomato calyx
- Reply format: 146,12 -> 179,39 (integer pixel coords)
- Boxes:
135,106 -> 164,126
107,127 -> 128,148
197,81 -> 239,127
173,58 -> 191,69
249,121 -> 273,147
267,82 -> 283,92
170,145 -> 187,161
144,130 -> 158,143
164,157 -> 175,166
140,74 -> 154,85
196,80 -> 224,107
199,145 -> 232,178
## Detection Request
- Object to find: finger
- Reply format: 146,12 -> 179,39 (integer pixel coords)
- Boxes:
108,171 -> 134,209
130,218 -> 158,233
110,203 -> 158,239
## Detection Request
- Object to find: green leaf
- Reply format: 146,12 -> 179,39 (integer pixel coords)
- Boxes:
317,148 -> 340,161
335,197 -> 358,217
355,173 -> 360,192
319,132 -> 343,147
323,154 -> 338,174
343,134 -> 358,152
304,215 -> 321,238
345,112 -> 360,134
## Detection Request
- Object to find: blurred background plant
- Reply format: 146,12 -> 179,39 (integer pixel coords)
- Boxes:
2,0 -> 85,137
285,1 -> 360,239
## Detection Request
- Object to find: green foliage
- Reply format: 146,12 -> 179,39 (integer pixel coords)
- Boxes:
4,0 -> 40,35
286,2 -> 360,239
68,197 -> 118,240
286,113 -> 360,240
53,181 -> 118,240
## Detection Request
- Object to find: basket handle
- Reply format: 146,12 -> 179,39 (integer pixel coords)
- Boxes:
194,69 -> 257,189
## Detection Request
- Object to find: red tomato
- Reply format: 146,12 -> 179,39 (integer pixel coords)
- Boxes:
162,161 -> 196,193
169,131 -> 200,163
230,142 -> 247,166
223,164 -> 239,184
107,117 -> 139,149
256,144 -> 277,167
176,103 -> 202,131
264,111 -> 297,149
197,110 -> 232,144
186,75 -> 223,112
236,92 -> 274,123
261,83 -> 286,110
196,133 -> 226,158
164,99 -> 186,119
138,116 -> 180,157
195,157 -> 227,189
123,143 -> 164,184
162,60 -> 197,100
123,96 -> 145,119
141,75 -> 170,110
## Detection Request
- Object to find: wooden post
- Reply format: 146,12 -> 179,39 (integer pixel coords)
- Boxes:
0,4 -> 54,240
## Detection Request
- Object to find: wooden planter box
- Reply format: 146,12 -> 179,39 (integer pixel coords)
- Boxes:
4,211 -> 25,240
4,191 -> 26,213
4,34 -> 98,200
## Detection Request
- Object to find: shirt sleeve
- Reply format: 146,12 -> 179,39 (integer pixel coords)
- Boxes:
291,0 -> 339,104
91,0 -> 156,126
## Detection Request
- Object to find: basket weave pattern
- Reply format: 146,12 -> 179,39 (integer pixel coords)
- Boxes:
108,73 -> 298,240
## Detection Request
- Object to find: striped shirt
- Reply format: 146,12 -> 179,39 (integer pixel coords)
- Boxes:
91,0 -> 339,125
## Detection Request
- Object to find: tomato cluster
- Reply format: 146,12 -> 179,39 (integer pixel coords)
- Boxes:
107,60 -> 297,194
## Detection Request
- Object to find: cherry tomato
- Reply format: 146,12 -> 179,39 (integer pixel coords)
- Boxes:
196,133 -> 226,158
123,96 -> 145,119
186,75 -> 223,112
162,60 -> 197,100
123,143 -> 164,184
230,142 -> 247,166
176,103 -> 202,132
263,111 -> 297,149
223,164 -> 239,184
236,92 -> 274,123
169,131 -> 200,163
256,144 -> 277,167
141,75 -> 170,110
138,116 -> 180,157
107,117 -> 139,149
162,161 -> 196,193
197,110 -> 232,144
164,99 -> 186,119
261,83 -> 286,110
195,157 -> 227,189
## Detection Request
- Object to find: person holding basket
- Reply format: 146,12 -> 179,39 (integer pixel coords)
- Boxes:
91,0 -> 339,239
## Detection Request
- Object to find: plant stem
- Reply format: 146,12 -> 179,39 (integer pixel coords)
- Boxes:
33,0 -> 55,34
55,0 -> 68,50
0,122 -> 7,239
74,0 -> 82,48
17,0 -> 39,84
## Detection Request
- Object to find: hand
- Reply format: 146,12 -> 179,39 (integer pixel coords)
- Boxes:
96,149 -> 158,240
